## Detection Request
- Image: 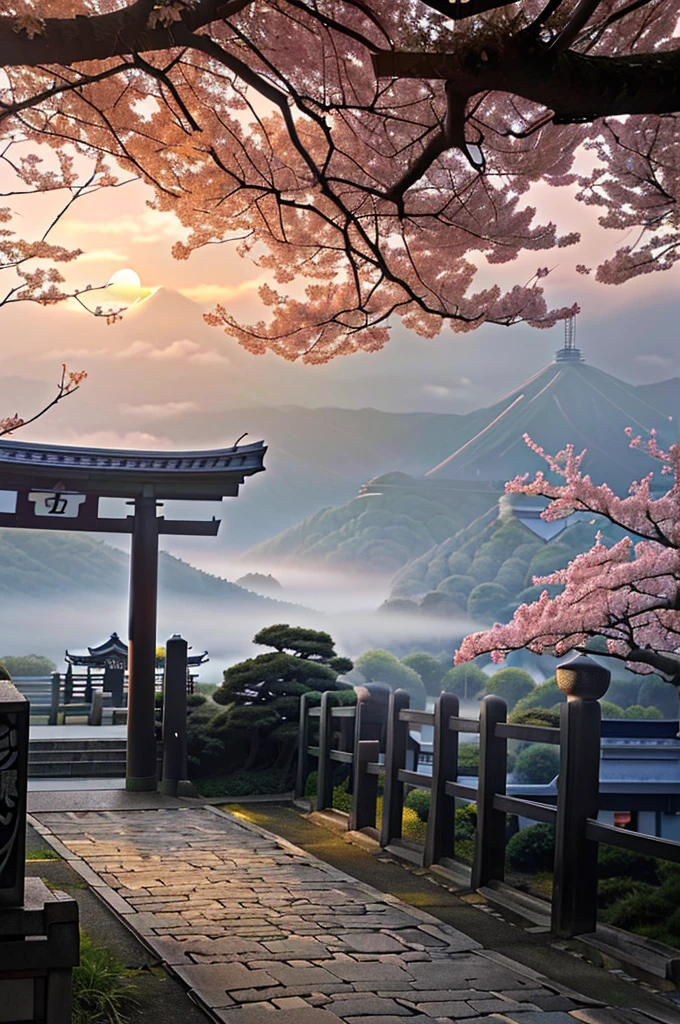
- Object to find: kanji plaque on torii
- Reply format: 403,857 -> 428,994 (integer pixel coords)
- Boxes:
0,438 -> 266,791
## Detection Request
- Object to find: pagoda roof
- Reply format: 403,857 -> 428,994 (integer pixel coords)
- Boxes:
66,633 -> 209,667
0,438 -> 266,499
425,355 -> 675,494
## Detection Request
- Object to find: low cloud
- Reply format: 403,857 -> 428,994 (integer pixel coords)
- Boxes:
75,248 -> 128,264
178,280 -> 262,305
61,209 -> 182,245
634,353 -> 674,368
40,347 -> 105,361
120,401 -> 198,420
40,429 -> 172,450
422,378 -> 476,401
115,339 -> 229,365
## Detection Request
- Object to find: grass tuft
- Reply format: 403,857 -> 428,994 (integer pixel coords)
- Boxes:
72,932 -> 138,1024
26,848 -> 60,861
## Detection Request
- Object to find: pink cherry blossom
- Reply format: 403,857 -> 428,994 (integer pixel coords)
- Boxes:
455,433 -> 680,684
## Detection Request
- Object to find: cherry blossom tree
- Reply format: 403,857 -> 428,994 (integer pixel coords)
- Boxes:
0,363 -> 87,437
0,0 -> 678,362
1,136 -> 129,317
0,136 -> 106,432
455,432 -> 680,687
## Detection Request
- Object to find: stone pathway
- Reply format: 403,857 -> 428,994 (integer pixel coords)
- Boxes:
28,805 -> 677,1024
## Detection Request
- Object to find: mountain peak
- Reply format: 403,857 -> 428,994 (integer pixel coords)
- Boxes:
127,286 -> 203,320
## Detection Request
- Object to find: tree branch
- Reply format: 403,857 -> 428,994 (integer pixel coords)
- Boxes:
0,0 -> 252,66
373,45 -> 680,122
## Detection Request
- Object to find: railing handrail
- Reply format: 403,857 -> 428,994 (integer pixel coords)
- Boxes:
496,722 -> 560,745
586,819 -> 680,863
295,677 -> 680,943
448,716 -> 480,734
399,708 -> 433,726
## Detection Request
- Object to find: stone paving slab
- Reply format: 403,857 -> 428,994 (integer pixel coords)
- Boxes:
29,805 -> 679,1024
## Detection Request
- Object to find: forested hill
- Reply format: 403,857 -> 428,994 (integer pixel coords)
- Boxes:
0,529 -> 300,609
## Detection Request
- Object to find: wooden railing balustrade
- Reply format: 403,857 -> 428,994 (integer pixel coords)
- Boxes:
295,655 -> 680,939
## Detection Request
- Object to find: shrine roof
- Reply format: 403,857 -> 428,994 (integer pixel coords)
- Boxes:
0,438 -> 266,499
66,633 -> 209,667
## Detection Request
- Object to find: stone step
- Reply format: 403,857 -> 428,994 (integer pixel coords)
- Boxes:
29,739 -> 129,752
28,760 -> 128,778
29,748 -> 128,763
28,738 -> 162,778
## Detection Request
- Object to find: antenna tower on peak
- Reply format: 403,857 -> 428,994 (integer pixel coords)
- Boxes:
555,312 -> 584,362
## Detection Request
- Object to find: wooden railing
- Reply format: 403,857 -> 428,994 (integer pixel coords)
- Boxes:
295,656 -> 680,939
14,667 -> 197,725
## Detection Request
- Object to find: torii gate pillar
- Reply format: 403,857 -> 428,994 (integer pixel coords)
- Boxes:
127,491 -> 160,791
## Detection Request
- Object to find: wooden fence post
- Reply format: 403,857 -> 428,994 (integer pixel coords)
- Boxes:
552,653 -> 609,938
88,689 -> 103,727
425,691 -> 459,867
380,689 -> 410,847
160,634 -> 189,797
295,693 -> 311,800
472,694 -> 507,889
49,672 -> 60,726
64,665 -> 73,705
350,739 -> 380,831
316,691 -> 334,811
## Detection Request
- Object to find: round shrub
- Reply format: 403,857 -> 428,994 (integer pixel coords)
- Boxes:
447,552 -> 472,575
508,708 -> 560,728
623,704 -> 663,720
665,906 -> 680,939
494,557 -> 530,592
514,542 -> 542,563
506,824 -> 555,873
525,544 -> 572,586
405,789 -> 431,822
401,653 -> 445,697
605,888 -> 667,931
599,700 -> 624,719
597,845 -> 658,884
485,667 -> 535,710
438,574 -> 477,599
468,555 -> 500,583
458,743 -> 480,775
420,591 -> 465,617
467,582 -> 509,622
513,677 -> 564,712
305,770 -> 318,798
441,663 -> 488,701
597,877 -> 650,910
455,802 -> 478,839
513,744 -> 560,784
187,693 -> 208,708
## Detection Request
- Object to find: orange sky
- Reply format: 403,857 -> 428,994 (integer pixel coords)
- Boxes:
3,145 -> 680,452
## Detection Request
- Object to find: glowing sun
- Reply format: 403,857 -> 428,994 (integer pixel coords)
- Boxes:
105,267 -> 143,306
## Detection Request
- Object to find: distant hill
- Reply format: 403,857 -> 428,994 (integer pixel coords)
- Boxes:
425,349 -> 676,492
235,572 -> 283,595
245,473 -> 498,574
0,529 -> 304,612
635,377 -> 680,419
389,496 -> 624,623
241,348 -> 677,574
153,405 -> 474,551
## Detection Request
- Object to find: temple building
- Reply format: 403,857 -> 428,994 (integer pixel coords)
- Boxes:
64,632 -> 209,706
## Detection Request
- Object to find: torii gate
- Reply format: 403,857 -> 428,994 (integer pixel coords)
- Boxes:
0,437 -> 266,790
